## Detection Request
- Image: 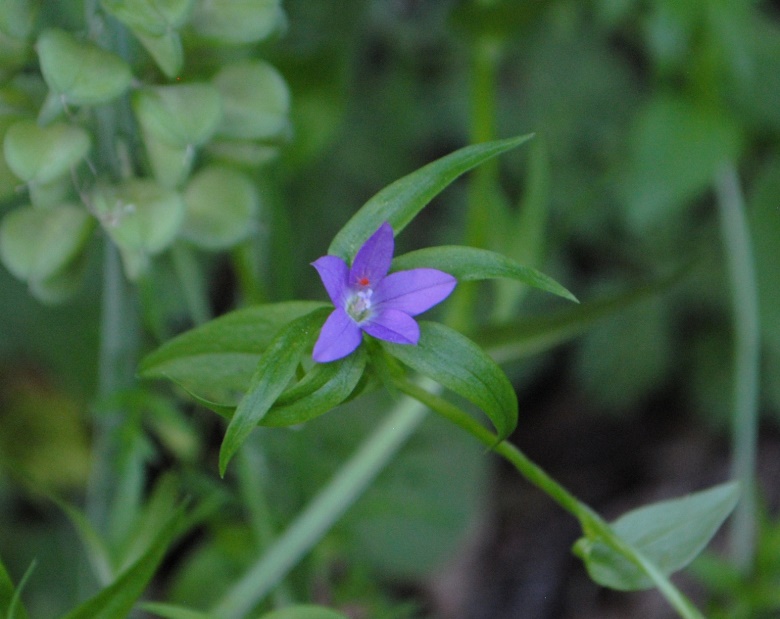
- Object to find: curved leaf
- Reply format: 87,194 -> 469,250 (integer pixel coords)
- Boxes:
0,556 -> 29,619
382,321 -> 517,441
139,301 -> 328,406
392,246 -> 577,302
219,308 -> 330,475
328,135 -> 533,261
573,481 -> 740,591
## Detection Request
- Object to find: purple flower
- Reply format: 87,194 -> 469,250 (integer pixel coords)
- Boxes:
312,222 -> 457,362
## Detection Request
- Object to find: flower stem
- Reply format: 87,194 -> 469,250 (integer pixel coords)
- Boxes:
211,388 -> 432,618
714,162 -> 760,573
392,377 -> 706,619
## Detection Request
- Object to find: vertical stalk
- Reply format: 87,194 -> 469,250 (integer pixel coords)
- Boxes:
714,162 -> 760,572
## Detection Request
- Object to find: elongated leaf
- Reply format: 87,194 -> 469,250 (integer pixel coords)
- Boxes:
328,135 -> 533,261
62,505 -> 186,619
261,346 -> 366,427
260,606 -> 348,619
0,557 -> 29,619
140,602 -> 215,619
573,482 -> 740,591
140,301 -> 328,406
219,308 -> 330,475
382,321 -> 517,441
392,246 -> 577,302
476,270 -> 686,364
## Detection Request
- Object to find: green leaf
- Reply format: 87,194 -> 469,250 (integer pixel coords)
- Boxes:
219,308 -> 330,475
61,505 -> 186,619
101,0 -> 195,35
573,482 -> 740,591
0,555 -> 29,619
37,29 -> 133,106
328,134 -> 533,261
392,246 -> 577,303
140,602 -> 214,619
259,606 -> 347,619
190,0 -> 285,44
261,346 -> 367,427
133,28 -> 183,78
382,321 -> 517,441
3,120 -> 90,185
139,301 -> 328,406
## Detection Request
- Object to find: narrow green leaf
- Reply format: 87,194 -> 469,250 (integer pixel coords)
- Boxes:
476,270 -> 686,365
61,506 -> 186,619
392,246 -> 577,303
219,308 -> 330,475
382,321 -> 517,441
261,346 -> 367,427
140,602 -> 215,619
0,556 -> 29,619
139,301 -> 328,406
328,134 -> 533,261
573,482 -> 740,591
260,605 -> 348,619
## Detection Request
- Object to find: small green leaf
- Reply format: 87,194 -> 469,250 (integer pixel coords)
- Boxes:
392,246 -> 577,303
37,28 -> 132,106
181,165 -> 258,250
190,0 -> 285,44
219,308 -> 330,475
133,84 -> 222,148
139,301 -> 328,405
0,555 -> 30,619
61,505 -> 186,619
573,481 -> 740,591
259,606 -> 347,619
133,28 -> 183,78
328,134 -> 533,261
3,119 -> 90,184
262,346 -> 366,427
101,0 -> 195,36
0,204 -> 93,283
383,321 -> 517,441
213,60 -> 290,141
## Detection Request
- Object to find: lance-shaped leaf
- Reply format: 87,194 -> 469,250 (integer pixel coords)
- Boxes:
328,134 -> 533,261
140,301 -> 328,406
392,246 -> 577,303
573,481 -> 740,591
219,308 -> 330,475
0,555 -> 30,619
382,321 -> 517,441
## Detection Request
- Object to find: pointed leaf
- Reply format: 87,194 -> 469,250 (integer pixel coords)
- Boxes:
0,556 -> 29,619
382,321 -> 517,441
328,134 -> 533,261
219,308 -> 330,475
61,505 -> 186,619
140,301 -> 328,406
392,246 -> 577,303
573,482 -> 740,591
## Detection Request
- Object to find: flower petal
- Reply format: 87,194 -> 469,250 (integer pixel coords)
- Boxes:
349,221 -> 394,288
373,268 -> 456,316
312,255 -> 349,307
362,309 -> 420,345
312,308 -> 363,362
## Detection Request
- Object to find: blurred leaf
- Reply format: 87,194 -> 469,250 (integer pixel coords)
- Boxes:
392,245 -> 577,302
190,0 -> 285,44
61,505 -> 186,619
101,0 -> 195,36
219,308 -> 330,475
140,301 -> 328,405
141,602 -> 214,619
0,556 -> 29,619
382,321 -> 517,442
133,28 -> 183,77
573,482 -> 740,591
259,606 -> 347,619
328,135 -> 533,261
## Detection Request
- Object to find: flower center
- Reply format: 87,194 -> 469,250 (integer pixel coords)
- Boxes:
346,288 -> 373,323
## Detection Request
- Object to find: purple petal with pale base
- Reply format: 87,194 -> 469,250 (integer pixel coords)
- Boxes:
312,255 -> 348,306
350,221 -> 394,288
373,268 -> 457,316
312,308 -> 363,362
362,309 -> 420,345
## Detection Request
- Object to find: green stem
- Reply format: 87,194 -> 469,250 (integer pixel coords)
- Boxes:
211,389 -> 432,618
171,243 -> 211,326
714,162 -> 760,572
393,377 -> 706,619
